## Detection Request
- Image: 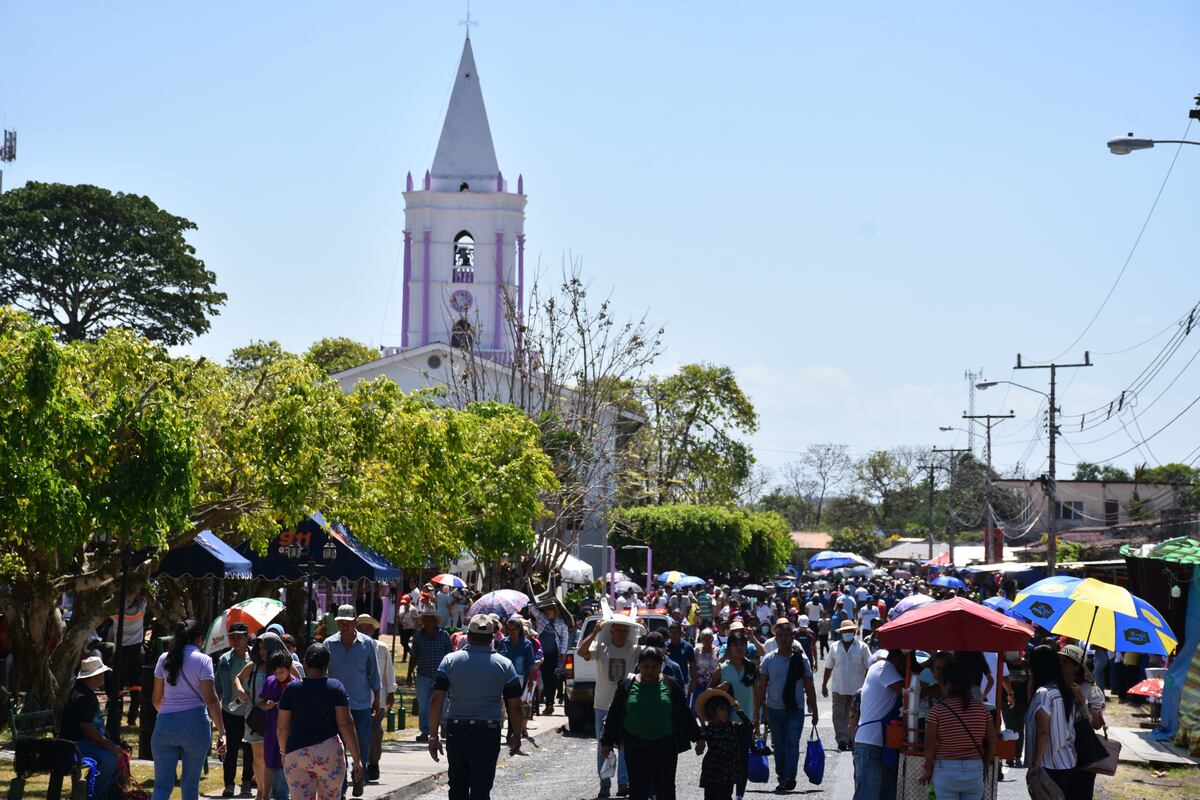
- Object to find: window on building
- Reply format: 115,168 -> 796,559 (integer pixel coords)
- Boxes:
1055,500 -> 1084,521
453,231 -> 474,267
451,318 -> 474,350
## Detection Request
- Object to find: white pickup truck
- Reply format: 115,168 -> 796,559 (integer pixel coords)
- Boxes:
562,611 -> 671,733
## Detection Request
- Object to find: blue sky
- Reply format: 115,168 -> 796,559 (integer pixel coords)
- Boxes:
3,2 -> 1199,482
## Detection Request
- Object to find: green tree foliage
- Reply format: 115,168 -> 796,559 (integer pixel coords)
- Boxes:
306,337 -> 379,375
756,488 -> 814,530
610,505 -> 790,578
610,505 -> 751,577
0,310 -> 556,705
822,495 -> 875,531
741,511 -> 793,577
226,339 -> 285,376
629,363 -> 758,505
829,527 -> 886,558
0,182 -> 226,344
854,448 -> 924,528
1072,462 -> 1132,482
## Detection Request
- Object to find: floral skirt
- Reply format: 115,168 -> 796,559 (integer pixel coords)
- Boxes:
282,736 -> 345,800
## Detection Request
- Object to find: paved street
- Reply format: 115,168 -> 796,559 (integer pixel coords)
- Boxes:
406,693 -> 1032,800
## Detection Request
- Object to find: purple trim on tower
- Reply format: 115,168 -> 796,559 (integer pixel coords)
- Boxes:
421,230 -> 431,345
493,232 -> 505,350
401,230 -> 413,347
496,171 -> 504,192
517,234 -> 526,318
406,172 -> 413,192
424,170 -> 431,190
517,174 -> 523,195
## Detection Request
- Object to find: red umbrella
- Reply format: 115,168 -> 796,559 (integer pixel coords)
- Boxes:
1127,678 -> 1164,698
875,597 -> 1035,652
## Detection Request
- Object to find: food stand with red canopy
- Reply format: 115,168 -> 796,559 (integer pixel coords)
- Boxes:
874,597 -> 1035,800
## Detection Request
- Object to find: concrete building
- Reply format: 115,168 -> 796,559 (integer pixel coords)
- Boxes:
994,478 -> 1185,533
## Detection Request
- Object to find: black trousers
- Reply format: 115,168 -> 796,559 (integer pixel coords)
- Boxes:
733,723 -> 751,796
446,721 -> 502,800
399,628 -> 414,659
703,785 -> 734,800
622,733 -> 678,800
539,659 -> 559,708
119,644 -> 143,723
222,711 -> 253,788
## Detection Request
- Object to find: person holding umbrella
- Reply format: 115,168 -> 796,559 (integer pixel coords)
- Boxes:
578,615 -> 643,798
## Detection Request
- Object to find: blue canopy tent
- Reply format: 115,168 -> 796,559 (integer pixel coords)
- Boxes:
235,513 -> 402,583
159,530 -> 253,580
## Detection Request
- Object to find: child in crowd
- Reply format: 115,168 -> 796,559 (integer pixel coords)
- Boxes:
695,688 -> 751,800
260,652 -> 295,800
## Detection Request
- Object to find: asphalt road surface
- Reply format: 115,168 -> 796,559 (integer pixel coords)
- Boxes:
407,693 -> 1032,800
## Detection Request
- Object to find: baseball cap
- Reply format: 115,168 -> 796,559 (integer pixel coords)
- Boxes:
468,614 -> 494,635
229,622 -> 250,635
334,604 -> 356,622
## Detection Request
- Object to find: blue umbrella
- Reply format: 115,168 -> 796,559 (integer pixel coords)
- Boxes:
932,575 -> 967,590
807,550 -> 872,570
982,596 -> 1013,613
674,576 -> 705,588
1011,576 -> 1177,655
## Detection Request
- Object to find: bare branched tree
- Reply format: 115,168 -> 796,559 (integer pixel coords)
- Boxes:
799,443 -> 851,527
444,260 -> 663,586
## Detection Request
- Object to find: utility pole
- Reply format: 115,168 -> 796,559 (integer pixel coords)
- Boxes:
917,461 -> 940,560
1014,352 -> 1092,576
932,447 -> 971,566
962,413 -> 1015,564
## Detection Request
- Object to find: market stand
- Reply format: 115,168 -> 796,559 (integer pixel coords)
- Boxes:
875,597 -> 1034,800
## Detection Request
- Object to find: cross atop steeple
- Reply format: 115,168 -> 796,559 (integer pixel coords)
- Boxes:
459,0 -> 478,40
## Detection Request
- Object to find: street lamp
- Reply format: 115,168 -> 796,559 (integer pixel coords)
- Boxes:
621,545 -> 653,594
581,544 -> 617,604
287,537 -> 338,647
1108,95 -> 1200,154
976,380 -> 1048,399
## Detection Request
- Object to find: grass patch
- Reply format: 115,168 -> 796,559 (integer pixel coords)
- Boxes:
0,755 -> 227,799
1096,763 -> 1200,800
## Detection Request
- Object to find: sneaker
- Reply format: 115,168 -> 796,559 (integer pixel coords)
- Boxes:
616,784 -> 630,797
367,763 -> 380,782
222,788 -> 235,798
414,733 -> 429,742
597,791 -> 610,799
239,785 -> 254,798
785,778 -> 797,790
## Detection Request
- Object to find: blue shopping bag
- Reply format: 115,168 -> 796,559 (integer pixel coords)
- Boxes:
803,726 -> 825,785
747,738 -> 771,783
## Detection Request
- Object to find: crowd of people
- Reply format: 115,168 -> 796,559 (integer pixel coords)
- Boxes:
38,563 -> 1165,800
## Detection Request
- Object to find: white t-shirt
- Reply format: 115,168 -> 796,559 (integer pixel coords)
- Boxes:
858,606 -> 881,632
979,652 -> 1010,701
854,660 -> 903,747
823,639 -> 872,696
805,601 -> 823,621
615,596 -> 631,612
589,635 -> 638,710
755,604 -> 772,623
854,587 -> 869,603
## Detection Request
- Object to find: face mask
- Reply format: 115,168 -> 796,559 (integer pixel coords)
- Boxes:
842,632 -> 855,643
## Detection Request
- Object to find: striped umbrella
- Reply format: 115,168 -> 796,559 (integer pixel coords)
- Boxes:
204,597 -> 285,653
657,571 -> 686,585
1011,576 -> 1177,655
467,590 -> 530,619
431,573 -> 466,589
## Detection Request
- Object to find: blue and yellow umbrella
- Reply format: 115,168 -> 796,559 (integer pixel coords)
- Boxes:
1011,576 -> 1177,655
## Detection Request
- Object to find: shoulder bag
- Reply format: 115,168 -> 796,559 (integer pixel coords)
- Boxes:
936,699 -> 986,761
246,667 -> 267,735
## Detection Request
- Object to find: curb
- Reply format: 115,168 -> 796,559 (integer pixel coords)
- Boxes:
373,723 -> 566,800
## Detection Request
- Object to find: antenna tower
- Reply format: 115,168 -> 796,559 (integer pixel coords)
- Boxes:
0,129 -> 15,193
964,368 -> 982,455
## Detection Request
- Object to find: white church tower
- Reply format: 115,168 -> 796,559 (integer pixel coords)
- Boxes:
400,36 -> 526,358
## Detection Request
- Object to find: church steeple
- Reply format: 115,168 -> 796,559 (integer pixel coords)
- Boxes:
430,37 -> 500,192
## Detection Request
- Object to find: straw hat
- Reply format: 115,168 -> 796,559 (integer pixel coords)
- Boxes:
419,607 -> 441,621
694,687 -> 735,723
77,656 -> 111,680
836,620 -> 858,634
355,614 -> 379,630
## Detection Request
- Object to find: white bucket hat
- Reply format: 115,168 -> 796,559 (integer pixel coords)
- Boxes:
77,656 -> 112,680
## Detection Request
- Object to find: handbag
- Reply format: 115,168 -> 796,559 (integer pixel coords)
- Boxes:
803,726 -> 825,785
1073,715 -> 1108,767
747,738 -> 771,783
1083,728 -> 1121,776
246,705 -> 267,736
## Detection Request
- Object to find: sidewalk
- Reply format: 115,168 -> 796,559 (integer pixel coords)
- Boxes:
199,709 -> 568,800
1106,725 -> 1199,766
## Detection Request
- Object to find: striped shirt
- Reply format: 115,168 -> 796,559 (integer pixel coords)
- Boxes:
1025,686 -> 1076,770
697,592 -> 713,621
927,698 -> 990,758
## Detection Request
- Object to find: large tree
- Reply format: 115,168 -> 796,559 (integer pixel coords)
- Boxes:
306,337 -> 378,375
630,363 -> 759,505
0,182 -> 225,344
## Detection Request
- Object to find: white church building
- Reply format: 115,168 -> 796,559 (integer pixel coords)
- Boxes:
334,36 -> 612,576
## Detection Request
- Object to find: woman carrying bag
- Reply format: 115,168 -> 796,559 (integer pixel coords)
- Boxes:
1059,645 -> 1109,799
920,661 -> 998,800
1025,645 -> 1076,798
600,648 -> 699,800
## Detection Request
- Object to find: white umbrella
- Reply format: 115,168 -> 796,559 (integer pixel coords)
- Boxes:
560,555 -> 595,585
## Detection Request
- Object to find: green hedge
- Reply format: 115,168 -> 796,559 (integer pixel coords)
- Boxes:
610,505 -> 791,578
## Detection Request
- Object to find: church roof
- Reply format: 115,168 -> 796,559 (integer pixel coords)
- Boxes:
430,37 -> 500,188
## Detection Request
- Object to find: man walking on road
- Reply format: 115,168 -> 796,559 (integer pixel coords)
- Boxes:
408,609 -> 452,742
756,618 -> 818,793
355,614 -> 396,782
325,603 -> 381,788
577,616 -> 641,798
530,600 -> 568,715
214,622 -> 254,796
427,614 -> 524,800
852,648 -> 905,800
822,620 -> 871,750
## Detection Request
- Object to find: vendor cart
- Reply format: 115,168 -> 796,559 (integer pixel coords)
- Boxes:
875,597 -> 1034,800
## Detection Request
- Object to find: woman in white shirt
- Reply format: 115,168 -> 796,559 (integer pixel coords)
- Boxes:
1025,645 -> 1075,796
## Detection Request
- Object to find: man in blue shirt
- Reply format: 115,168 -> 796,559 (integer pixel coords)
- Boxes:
428,614 -> 524,800
665,621 -> 694,686
325,604 -> 380,786
406,608 -> 452,742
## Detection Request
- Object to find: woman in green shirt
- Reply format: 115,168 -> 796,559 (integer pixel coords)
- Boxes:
600,648 -> 699,800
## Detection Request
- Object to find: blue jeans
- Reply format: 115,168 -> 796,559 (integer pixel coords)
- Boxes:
151,705 -> 211,800
266,768 -> 290,800
852,743 -> 897,800
766,707 -> 805,783
932,759 -> 984,800
76,740 -> 119,800
415,674 -> 448,735
594,708 -> 629,789
345,707 -> 373,788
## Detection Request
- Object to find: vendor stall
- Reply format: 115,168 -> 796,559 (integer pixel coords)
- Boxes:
875,597 -> 1035,800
